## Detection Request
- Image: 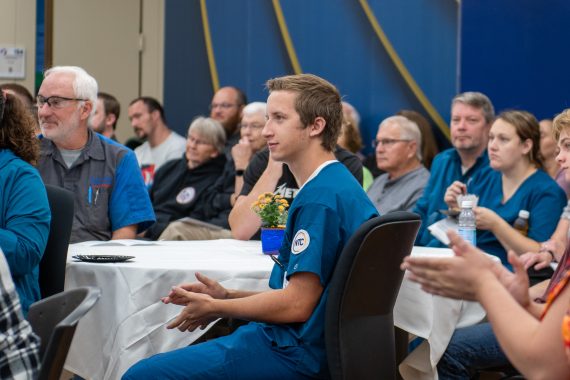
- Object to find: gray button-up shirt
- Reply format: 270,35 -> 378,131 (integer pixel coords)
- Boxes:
38,130 -> 155,243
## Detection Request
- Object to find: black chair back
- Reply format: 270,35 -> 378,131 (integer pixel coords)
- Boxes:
325,211 -> 421,380
41,185 -> 74,299
27,286 -> 101,380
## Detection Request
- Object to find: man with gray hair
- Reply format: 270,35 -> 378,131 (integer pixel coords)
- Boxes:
36,66 -> 155,243
414,91 -> 494,245
367,115 -> 429,214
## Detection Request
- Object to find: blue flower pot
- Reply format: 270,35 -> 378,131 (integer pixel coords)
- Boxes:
261,228 -> 285,255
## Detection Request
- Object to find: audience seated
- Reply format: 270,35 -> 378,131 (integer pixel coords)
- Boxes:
414,92 -> 494,246
90,92 -> 120,141
0,251 -> 40,377
144,117 -> 226,240
443,110 -> 566,268
36,66 -> 155,243
0,91 -> 50,314
229,144 -> 363,240
367,115 -> 429,214
128,97 -> 186,187
407,109 -> 570,379
123,73 -> 378,380
540,118 -> 570,197
159,102 -> 267,240
396,109 -> 439,170
403,229 -> 570,380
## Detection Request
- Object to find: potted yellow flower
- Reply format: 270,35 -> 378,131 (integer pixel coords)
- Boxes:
251,192 -> 289,254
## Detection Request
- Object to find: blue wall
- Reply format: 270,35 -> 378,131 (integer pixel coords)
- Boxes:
164,0 -> 459,152
460,0 -> 570,120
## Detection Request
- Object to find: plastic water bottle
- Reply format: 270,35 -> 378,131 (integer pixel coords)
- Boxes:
458,200 -> 476,246
513,210 -> 530,236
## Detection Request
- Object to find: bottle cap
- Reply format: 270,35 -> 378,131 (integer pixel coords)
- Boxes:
518,210 -> 530,219
461,200 -> 474,208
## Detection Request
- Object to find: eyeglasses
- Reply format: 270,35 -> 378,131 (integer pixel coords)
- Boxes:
209,102 -> 238,111
372,138 -> 412,148
187,135 -> 212,146
241,123 -> 264,130
36,95 -> 87,109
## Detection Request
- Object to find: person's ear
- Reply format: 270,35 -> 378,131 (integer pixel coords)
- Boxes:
151,109 -> 161,123
81,101 -> 93,121
309,116 -> 326,137
408,140 -> 418,159
522,138 -> 532,155
106,113 -> 117,128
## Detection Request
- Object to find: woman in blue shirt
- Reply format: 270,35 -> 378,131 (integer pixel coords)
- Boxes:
445,110 -> 566,268
0,91 -> 50,314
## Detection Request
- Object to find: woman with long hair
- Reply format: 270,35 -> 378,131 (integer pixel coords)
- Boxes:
0,91 -> 50,314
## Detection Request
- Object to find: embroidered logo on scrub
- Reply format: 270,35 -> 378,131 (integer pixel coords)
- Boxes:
176,187 -> 196,204
291,229 -> 310,254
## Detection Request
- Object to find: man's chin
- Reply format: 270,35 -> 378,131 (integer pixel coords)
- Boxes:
455,144 -> 480,153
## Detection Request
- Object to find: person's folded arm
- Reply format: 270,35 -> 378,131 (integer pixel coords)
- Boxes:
229,158 -> 282,240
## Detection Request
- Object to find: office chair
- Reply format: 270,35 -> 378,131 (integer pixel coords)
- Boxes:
325,211 -> 421,380
40,184 -> 74,298
27,286 -> 101,380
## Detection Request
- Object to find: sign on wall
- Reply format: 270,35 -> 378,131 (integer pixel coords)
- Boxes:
0,46 -> 25,79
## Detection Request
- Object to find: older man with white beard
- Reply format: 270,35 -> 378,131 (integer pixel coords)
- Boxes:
36,66 -> 155,243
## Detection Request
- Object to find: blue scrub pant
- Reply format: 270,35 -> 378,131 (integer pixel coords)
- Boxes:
122,323 -> 318,380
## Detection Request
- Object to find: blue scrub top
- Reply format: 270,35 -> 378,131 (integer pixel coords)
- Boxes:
475,169 -> 566,268
259,161 -> 378,378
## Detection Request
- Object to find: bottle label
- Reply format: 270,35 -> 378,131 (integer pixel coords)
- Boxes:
457,228 -> 476,246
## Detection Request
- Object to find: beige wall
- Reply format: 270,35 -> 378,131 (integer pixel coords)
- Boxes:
52,0 -> 164,143
0,0 -> 36,95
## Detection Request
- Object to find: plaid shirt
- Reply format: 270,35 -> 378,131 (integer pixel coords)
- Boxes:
0,251 -> 40,379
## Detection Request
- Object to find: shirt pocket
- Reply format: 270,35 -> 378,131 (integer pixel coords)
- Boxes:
85,185 -> 111,232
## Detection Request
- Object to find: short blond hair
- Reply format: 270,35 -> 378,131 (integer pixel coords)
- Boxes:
553,109 -> 570,142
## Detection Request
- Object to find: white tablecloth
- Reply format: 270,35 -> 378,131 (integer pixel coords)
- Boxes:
64,239 -> 273,380
395,247 -> 487,380
64,241 -> 486,380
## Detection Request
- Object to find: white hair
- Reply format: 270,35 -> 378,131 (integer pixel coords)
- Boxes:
44,66 -> 98,120
379,115 -> 422,161
188,116 -> 227,153
242,102 -> 266,117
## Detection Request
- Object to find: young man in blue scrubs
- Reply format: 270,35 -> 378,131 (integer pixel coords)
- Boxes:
122,74 -> 378,380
